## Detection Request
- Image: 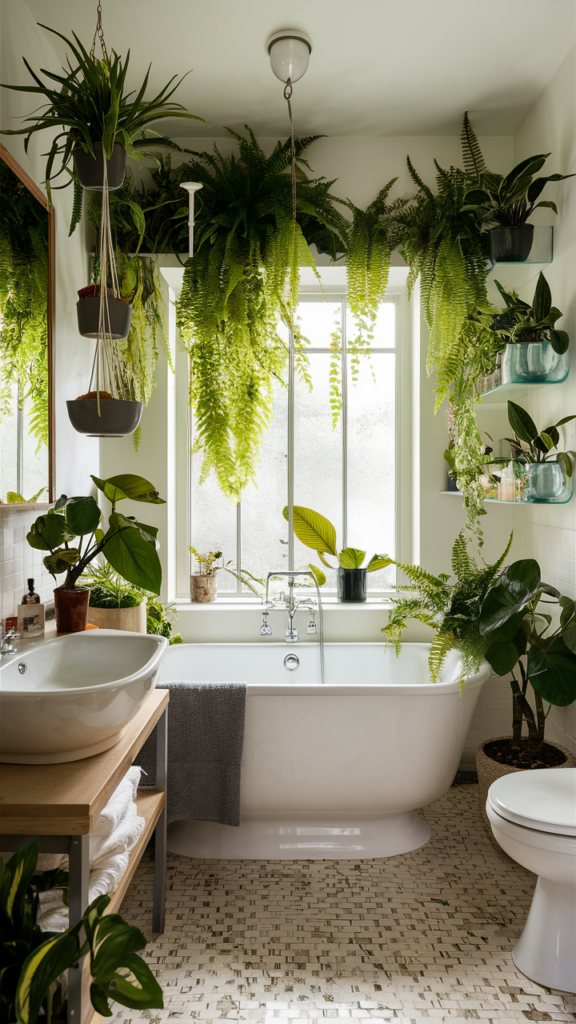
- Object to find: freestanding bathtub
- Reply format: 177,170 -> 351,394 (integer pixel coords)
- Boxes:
162,642 -> 490,860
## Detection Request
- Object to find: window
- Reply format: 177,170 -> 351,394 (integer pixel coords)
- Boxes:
180,272 -> 409,598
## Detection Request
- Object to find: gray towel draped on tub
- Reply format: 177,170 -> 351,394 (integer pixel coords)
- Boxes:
138,681 -> 247,827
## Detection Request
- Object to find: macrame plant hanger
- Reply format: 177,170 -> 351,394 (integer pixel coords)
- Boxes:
284,79 -> 297,221
88,1 -> 126,418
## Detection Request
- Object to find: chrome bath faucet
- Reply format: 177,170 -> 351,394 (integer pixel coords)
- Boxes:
262,570 -> 325,684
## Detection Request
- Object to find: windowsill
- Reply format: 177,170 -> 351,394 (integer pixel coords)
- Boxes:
173,594 -> 396,611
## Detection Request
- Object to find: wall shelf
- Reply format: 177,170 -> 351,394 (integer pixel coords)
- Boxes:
478,380 -> 548,405
440,489 -> 573,505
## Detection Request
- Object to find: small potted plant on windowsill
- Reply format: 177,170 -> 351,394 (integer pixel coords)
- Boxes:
26,473 -> 164,632
282,506 -> 391,602
476,557 -> 576,828
492,273 -> 570,384
77,284 -> 132,339
187,547 -> 268,601
491,401 -> 576,503
463,153 -> 574,263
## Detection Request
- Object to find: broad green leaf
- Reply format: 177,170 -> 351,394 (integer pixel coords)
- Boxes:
556,452 -> 573,478
485,638 -> 521,676
367,554 -> 393,573
539,431 -> 555,451
96,953 -> 163,1010
27,511 -> 74,551
507,401 -> 538,444
528,640 -> 576,707
64,496 -> 102,536
103,513 -> 162,594
339,547 -> 366,569
308,564 -> 326,587
16,931 -> 79,1024
95,473 -> 165,504
564,622 -> 576,655
44,548 -> 80,575
479,559 -> 541,634
1,840 -> 38,925
282,505 -> 337,556
6,492 -> 25,502
532,272 -> 551,322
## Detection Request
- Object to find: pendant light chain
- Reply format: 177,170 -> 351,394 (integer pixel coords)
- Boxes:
283,79 -> 297,220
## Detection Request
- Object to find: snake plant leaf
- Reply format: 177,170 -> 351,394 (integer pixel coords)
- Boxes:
103,513 -> 162,594
339,547 -> 366,569
16,929 -> 81,1024
308,564 -> 327,587
528,638 -> 576,707
479,559 -> 541,635
507,401 -> 538,444
367,554 -> 393,573
282,506 -> 338,556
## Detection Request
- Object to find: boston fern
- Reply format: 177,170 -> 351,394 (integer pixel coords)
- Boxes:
176,127 -> 348,502
382,531 -> 513,682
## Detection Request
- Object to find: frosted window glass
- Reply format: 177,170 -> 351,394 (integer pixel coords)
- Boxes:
296,300 -> 341,349
294,352 -> 342,590
0,381 -> 48,503
190,435 -> 238,593
347,352 -> 395,588
347,301 -> 395,348
241,376 -> 289,588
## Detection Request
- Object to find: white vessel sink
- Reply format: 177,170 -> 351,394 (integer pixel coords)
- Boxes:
0,630 -> 167,764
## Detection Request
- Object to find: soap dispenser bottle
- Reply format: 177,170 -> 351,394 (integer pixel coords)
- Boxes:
17,578 -> 45,637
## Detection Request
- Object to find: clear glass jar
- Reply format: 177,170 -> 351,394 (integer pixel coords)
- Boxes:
521,462 -> 573,503
501,340 -> 569,384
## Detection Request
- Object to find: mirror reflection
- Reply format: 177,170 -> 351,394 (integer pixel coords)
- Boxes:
0,150 -> 51,505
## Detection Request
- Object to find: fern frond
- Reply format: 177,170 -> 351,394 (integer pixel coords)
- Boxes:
460,112 -> 487,179
429,631 -> 454,683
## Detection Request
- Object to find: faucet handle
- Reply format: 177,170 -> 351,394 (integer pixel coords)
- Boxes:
306,613 -> 317,635
260,611 -> 272,637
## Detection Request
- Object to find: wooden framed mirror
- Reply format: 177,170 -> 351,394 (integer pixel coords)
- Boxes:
0,142 -> 55,509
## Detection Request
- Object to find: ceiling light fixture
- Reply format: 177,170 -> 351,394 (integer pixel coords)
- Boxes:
267,29 -> 312,220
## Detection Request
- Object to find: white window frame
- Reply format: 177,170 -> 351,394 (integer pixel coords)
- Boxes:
170,274 -> 413,603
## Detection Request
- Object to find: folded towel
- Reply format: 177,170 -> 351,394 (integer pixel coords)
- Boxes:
138,681 -> 246,827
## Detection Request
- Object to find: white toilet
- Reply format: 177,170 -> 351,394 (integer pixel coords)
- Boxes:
486,767 -> 576,994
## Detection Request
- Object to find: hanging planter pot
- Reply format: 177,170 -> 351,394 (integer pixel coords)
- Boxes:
74,142 -> 126,191
67,393 -> 143,437
77,287 -> 132,339
489,224 -> 534,264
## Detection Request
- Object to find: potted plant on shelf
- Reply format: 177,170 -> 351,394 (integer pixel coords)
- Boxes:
493,401 -> 575,503
463,152 -> 574,263
26,473 -> 164,633
281,506 -> 391,602
0,839 -> 163,1024
476,557 -> 576,826
0,23 -> 204,204
81,561 -> 147,633
491,273 -> 570,384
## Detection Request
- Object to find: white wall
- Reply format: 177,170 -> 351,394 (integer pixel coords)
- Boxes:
0,4 -> 99,622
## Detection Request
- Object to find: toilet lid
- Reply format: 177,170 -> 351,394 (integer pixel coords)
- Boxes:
487,768 -> 576,837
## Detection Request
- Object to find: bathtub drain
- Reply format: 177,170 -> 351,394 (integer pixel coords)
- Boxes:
284,653 -> 299,671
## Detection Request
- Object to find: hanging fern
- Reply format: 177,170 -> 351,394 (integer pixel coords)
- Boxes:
0,160 -> 49,453
176,126 -> 349,502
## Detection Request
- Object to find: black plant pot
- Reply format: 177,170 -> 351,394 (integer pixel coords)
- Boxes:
489,224 -> 534,265
337,567 -> 367,603
447,476 -> 460,492
74,143 -> 126,191
67,398 -> 143,437
77,295 -> 132,339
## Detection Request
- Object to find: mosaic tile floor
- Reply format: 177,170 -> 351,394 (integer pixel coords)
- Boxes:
112,785 -> 576,1024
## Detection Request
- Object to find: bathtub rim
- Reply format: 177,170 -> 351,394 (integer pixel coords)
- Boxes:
160,640 -> 491,697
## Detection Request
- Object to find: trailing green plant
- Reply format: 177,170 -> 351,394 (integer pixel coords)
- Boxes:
492,400 -> 576,479
381,530 -> 513,682
176,127 -> 349,502
26,473 -> 165,593
145,598 -> 182,644
463,153 -> 575,228
491,272 -> 569,354
282,505 -> 391,585
479,560 -> 576,759
0,24 -> 204,208
0,159 -> 49,451
0,839 -> 163,1024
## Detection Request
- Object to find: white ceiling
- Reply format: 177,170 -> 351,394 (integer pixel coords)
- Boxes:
24,0 -> 576,137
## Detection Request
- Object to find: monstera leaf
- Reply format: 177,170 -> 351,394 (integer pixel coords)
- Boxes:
102,513 -> 162,594
528,637 -> 576,707
479,559 -> 542,634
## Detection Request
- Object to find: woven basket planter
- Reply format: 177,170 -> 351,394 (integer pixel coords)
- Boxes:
476,736 -> 576,833
86,604 -> 146,633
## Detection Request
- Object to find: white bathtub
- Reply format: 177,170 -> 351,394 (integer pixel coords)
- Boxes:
162,642 -> 490,860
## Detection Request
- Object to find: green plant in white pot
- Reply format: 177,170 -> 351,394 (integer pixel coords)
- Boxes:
282,506 -> 391,602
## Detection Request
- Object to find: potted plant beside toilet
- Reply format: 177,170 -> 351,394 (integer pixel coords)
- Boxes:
476,557 -> 576,828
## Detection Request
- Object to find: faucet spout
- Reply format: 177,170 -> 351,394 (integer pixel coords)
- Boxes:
264,570 -> 325,684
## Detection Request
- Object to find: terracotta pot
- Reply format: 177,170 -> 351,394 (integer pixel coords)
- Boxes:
476,736 -> 576,832
54,586 -> 91,633
191,574 -> 218,603
74,142 -> 126,190
86,603 -> 146,633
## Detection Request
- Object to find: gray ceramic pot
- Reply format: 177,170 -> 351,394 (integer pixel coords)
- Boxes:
77,295 -> 132,340
67,398 -> 143,437
74,142 -> 126,190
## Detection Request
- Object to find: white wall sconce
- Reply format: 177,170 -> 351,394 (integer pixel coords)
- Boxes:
180,182 -> 203,259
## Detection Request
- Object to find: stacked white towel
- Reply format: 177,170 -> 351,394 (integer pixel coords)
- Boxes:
35,766 -> 145,932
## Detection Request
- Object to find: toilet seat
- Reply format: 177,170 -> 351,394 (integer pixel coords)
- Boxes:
487,767 -> 576,837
